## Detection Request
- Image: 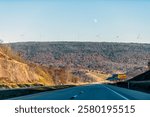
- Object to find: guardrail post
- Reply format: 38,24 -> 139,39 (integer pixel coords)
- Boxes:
128,82 -> 130,89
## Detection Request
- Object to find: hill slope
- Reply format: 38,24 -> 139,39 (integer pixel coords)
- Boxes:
10,42 -> 150,78
0,44 -> 92,88
0,44 -> 54,88
129,70 -> 150,81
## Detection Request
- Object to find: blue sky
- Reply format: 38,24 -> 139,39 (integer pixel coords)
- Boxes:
0,0 -> 150,43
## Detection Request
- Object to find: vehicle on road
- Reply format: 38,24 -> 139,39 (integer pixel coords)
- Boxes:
107,74 -> 127,81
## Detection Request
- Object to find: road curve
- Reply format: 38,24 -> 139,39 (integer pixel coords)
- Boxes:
10,84 -> 150,100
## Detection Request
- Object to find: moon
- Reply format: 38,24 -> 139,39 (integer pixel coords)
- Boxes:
93,19 -> 98,23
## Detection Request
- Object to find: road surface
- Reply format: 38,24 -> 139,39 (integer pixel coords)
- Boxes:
10,84 -> 150,100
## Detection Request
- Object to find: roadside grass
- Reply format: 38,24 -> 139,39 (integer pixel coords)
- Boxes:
86,71 -> 110,82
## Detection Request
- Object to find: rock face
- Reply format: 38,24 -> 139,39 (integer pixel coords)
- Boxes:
0,45 -> 87,88
0,45 -> 55,88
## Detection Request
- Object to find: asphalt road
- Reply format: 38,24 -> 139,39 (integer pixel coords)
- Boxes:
10,84 -> 150,100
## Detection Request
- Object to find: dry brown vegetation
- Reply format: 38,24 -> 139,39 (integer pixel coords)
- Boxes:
10,42 -> 150,79
0,44 -> 84,88
85,70 -> 111,82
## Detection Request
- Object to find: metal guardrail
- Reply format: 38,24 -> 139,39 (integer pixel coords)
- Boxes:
128,80 -> 150,83
127,80 -> 150,89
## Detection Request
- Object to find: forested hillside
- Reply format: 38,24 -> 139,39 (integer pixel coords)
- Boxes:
10,42 -> 150,78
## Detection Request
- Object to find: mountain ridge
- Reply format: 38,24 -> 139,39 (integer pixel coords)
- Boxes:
10,42 -> 150,79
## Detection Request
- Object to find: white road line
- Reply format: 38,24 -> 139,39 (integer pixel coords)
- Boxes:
70,95 -> 78,99
102,85 -> 129,100
79,91 -> 84,94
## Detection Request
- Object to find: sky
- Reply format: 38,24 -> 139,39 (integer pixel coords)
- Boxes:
0,0 -> 150,43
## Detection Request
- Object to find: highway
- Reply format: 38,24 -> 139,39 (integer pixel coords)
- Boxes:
10,84 -> 150,100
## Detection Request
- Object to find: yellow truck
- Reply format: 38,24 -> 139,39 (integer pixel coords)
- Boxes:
107,74 -> 127,81
118,74 -> 127,79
